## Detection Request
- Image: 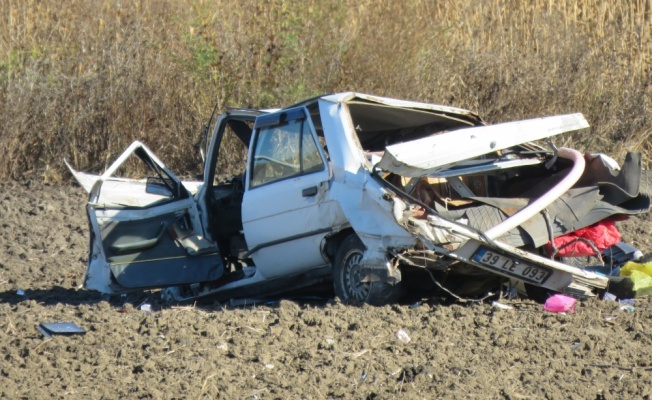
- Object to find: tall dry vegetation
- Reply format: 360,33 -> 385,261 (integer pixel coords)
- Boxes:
1,0 -> 651,181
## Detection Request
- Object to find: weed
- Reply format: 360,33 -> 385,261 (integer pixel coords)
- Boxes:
0,0 -> 651,181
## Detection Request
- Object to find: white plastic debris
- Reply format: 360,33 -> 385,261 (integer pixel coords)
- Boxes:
603,292 -> 617,301
16,289 -> 25,296
140,303 -> 152,312
396,328 -> 411,343
492,301 -> 513,310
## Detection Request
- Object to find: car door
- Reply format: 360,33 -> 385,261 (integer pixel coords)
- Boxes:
74,141 -> 223,294
241,107 -> 345,278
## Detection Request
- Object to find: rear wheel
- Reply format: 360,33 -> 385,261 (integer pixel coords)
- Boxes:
333,235 -> 402,306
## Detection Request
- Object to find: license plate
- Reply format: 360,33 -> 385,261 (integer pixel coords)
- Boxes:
472,247 -> 551,284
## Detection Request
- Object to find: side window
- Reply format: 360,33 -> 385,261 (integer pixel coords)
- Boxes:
251,117 -> 325,187
302,125 -> 324,173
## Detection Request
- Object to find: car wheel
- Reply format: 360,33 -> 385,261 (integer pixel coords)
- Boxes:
333,234 -> 402,306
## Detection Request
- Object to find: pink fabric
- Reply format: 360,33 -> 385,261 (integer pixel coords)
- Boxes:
545,220 -> 621,257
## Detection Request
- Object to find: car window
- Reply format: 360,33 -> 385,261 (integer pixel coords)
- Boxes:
251,116 -> 325,187
302,123 -> 324,173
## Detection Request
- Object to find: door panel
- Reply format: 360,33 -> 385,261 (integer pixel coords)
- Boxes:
242,107 -> 346,278
242,174 -> 336,278
94,207 -> 222,288
83,141 -> 223,294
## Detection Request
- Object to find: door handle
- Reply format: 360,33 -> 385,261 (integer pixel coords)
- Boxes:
302,186 -> 318,197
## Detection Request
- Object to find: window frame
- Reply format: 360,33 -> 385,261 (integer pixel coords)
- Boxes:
249,107 -> 327,189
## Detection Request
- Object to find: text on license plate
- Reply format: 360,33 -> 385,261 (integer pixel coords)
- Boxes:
472,247 -> 551,284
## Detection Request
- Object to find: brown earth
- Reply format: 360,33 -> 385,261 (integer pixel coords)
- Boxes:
2,180 -> 652,399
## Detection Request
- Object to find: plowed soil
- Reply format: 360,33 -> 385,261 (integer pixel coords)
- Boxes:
2,181 -> 652,399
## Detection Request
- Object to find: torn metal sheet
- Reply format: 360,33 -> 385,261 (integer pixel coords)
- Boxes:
65,158 -> 202,197
376,113 -> 589,177
321,92 -> 484,126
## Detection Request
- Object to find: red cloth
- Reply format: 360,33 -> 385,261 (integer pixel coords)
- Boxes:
545,220 -> 621,257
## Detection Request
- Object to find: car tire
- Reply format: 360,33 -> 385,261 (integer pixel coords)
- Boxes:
333,234 -> 402,306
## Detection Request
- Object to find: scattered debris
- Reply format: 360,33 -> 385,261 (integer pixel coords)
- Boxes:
620,261 -> 652,296
16,289 -> 25,296
37,322 -> 86,338
396,328 -> 411,343
492,301 -> 513,310
603,292 -> 617,301
619,305 -> 635,312
349,349 -> 370,358
543,294 -> 577,313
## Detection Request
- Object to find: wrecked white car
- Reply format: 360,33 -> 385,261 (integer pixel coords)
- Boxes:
67,92 -> 650,304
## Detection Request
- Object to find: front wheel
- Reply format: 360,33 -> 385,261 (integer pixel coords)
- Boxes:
333,235 -> 402,306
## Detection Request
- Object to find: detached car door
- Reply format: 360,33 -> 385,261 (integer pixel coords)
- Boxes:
70,141 -> 223,294
242,106 -> 344,278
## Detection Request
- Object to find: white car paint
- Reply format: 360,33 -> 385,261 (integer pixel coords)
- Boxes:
66,92 -> 621,300
376,113 -> 589,177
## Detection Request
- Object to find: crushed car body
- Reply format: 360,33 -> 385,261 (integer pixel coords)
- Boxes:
67,92 -> 651,304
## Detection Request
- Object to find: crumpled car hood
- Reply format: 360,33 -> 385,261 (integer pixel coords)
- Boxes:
376,113 -> 589,177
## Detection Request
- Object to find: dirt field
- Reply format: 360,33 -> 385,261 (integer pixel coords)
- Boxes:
2,180 -> 652,399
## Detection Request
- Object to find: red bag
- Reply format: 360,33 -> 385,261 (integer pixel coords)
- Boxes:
545,220 -> 621,257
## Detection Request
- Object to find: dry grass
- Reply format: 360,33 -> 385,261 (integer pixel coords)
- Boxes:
1,0 -> 651,181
